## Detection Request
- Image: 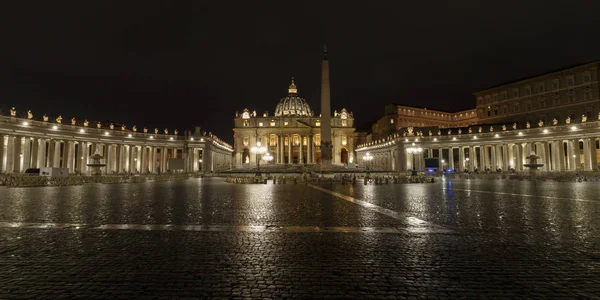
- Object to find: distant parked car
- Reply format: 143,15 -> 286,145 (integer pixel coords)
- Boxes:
24,168 -> 40,176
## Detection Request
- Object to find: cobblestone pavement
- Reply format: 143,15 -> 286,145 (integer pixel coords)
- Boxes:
0,178 -> 599,298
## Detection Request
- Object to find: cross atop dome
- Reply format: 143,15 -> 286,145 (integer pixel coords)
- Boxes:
288,77 -> 298,94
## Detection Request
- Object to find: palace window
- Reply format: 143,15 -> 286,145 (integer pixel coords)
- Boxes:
584,88 -> 592,101
567,75 -> 575,86
537,83 -> 545,93
477,97 -> 483,105
512,88 -> 519,98
539,97 -> 546,108
583,72 -> 591,83
568,90 -> 576,102
493,106 -> 498,116
502,105 -> 508,115
552,93 -> 560,106
525,100 -> 532,110
501,91 -> 507,100
552,79 -> 559,90
524,86 -> 531,96
513,102 -> 520,113
492,94 -> 498,102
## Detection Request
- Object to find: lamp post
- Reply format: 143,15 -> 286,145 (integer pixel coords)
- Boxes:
362,152 -> 373,170
250,141 -> 267,171
406,146 -> 423,176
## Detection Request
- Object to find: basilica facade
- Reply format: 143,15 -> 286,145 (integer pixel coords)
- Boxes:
233,80 -> 355,168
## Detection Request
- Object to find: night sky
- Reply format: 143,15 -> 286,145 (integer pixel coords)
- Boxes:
2,1 -> 600,143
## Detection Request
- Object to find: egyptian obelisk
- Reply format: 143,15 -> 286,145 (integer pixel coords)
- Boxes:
320,46 -> 333,170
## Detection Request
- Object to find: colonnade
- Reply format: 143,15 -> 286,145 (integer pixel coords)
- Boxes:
356,122 -> 600,173
0,116 -> 233,174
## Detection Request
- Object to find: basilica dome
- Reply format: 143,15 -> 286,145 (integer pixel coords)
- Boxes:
274,79 -> 313,117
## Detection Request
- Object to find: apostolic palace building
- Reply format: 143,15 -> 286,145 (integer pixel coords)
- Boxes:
357,61 -> 600,173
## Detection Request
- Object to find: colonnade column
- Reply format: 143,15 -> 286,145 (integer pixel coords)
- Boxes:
448,147 -> 454,170
458,147 -> 465,171
0,134 -> 4,172
502,144 -> 509,171
12,136 -> 22,173
438,148 -> 443,170
590,138 -> 598,171
468,146 -> 475,172
21,137 -> 31,171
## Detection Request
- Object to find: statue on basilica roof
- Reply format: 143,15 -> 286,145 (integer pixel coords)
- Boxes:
27,110 -> 33,119
10,107 -> 16,117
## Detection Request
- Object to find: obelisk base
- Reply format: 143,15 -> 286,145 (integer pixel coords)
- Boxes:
320,143 -> 333,172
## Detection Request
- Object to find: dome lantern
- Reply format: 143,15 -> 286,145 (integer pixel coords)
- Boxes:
274,78 -> 313,117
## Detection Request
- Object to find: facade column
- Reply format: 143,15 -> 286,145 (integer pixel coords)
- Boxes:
288,134 -> 292,164
299,135 -> 304,164
307,134 -> 312,164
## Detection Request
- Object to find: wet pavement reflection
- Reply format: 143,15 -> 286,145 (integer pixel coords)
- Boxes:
0,177 -> 598,298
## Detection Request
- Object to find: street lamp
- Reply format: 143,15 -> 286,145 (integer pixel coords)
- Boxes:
406,147 -> 423,176
263,152 -> 274,163
363,152 -> 373,170
250,141 -> 267,171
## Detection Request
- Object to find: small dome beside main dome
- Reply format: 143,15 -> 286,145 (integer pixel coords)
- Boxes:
274,78 -> 313,117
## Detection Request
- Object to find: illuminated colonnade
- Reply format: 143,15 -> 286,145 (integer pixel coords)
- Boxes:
0,113 -> 233,174
356,120 -> 600,173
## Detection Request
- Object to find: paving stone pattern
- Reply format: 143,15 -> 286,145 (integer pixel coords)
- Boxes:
0,178 -> 599,298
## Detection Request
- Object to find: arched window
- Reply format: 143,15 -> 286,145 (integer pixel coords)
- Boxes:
269,135 -> 277,146
341,135 -> 347,146
243,136 -> 249,146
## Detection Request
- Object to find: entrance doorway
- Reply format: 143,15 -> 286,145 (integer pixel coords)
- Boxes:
341,148 -> 349,164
